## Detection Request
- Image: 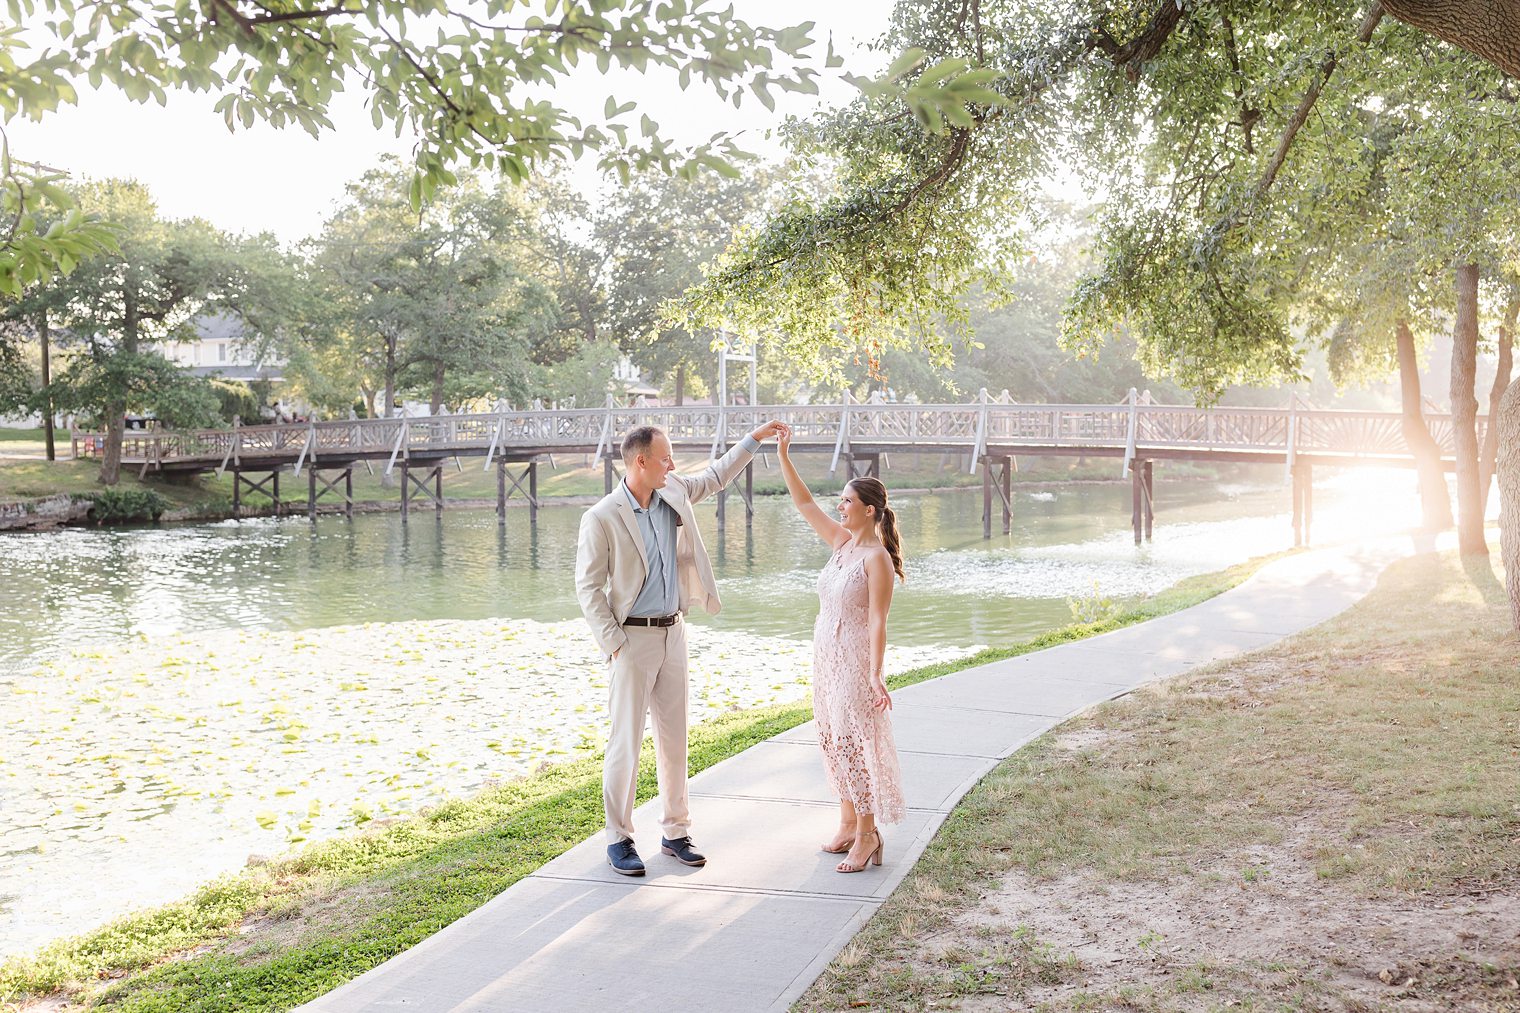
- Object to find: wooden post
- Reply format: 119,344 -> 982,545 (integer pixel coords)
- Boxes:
744,460 -> 754,529
401,461 -> 410,525
1000,455 -> 1012,535
717,485 -> 727,534
529,460 -> 538,525
232,467 -> 241,518
308,467 -> 318,522
435,466 -> 443,512
1142,459 -> 1154,541
982,455 -> 992,540
1131,461 -> 1143,546
496,460 -> 507,524
604,455 -> 615,496
272,469 -> 280,515
344,468 -> 353,520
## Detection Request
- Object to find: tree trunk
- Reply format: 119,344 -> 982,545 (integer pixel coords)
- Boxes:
1479,297 -> 1516,514
1395,318 -> 1453,532
100,280 -> 141,487
1451,263 -> 1487,557
1498,376 -> 1520,629
383,335 -> 397,419
38,307 -> 54,462
1380,0 -> 1520,78
675,361 -> 686,406
100,404 -> 125,486
430,362 -> 445,415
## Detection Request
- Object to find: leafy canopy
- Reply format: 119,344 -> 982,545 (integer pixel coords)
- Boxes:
3,0 -> 825,191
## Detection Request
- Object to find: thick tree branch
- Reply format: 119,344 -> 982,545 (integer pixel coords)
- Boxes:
1381,0 -> 1520,77
1087,0 -> 1188,80
1250,3 -> 1386,209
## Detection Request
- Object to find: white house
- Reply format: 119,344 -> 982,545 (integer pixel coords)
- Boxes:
163,313 -> 285,382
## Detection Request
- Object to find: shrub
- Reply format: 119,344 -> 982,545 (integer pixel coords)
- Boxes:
86,488 -> 169,524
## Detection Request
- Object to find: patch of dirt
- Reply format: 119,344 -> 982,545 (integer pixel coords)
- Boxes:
923,828 -> 1520,1011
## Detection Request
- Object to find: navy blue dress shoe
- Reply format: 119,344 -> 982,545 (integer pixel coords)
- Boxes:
607,838 -> 645,876
660,836 -> 707,867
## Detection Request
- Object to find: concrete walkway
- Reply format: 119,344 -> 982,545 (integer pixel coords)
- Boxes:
300,539 -> 1406,1013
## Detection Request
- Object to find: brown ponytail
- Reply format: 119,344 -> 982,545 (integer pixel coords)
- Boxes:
846,477 -> 905,582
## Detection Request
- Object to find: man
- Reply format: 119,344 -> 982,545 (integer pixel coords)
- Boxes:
575,420 -> 784,876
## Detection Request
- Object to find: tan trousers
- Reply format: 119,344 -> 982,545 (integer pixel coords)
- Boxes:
603,620 -> 690,844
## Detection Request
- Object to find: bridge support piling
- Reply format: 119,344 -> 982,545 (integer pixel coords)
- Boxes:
1131,462 -> 1143,545
307,467 -> 354,521
844,453 -> 880,480
233,469 -> 281,519
745,461 -> 754,529
1292,461 -> 1314,546
401,462 -> 444,524
1143,459 -> 1154,541
981,455 -> 1013,539
497,460 -> 540,525
603,456 -> 616,496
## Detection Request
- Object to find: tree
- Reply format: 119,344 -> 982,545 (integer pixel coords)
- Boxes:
13,179 -> 281,483
521,175 -> 609,365
692,0 -> 1520,611
604,166 -> 782,402
308,162 -> 554,416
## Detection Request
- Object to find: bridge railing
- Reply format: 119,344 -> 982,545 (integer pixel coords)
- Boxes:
71,401 -> 1486,467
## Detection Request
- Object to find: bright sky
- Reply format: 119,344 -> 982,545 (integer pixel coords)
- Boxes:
9,3 -> 893,247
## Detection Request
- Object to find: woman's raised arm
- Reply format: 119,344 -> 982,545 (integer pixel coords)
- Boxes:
778,425 -> 849,549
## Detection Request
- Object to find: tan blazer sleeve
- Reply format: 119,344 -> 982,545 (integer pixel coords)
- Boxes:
676,438 -> 757,505
575,507 -> 627,659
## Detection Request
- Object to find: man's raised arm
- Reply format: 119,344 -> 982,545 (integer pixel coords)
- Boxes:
681,420 -> 786,504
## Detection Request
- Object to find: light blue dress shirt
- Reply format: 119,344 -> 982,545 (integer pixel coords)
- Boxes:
623,481 -> 680,618
623,435 -> 761,618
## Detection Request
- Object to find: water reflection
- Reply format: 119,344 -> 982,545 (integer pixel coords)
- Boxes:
0,465 -> 1434,671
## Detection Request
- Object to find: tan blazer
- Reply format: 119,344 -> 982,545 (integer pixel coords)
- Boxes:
575,442 -> 756,659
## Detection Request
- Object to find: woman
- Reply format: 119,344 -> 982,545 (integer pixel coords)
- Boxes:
777,424 -> 906,874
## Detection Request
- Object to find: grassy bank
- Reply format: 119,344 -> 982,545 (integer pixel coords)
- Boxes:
0,555 -> 1273,1012
1,449 -> 1232,520
0,460 -> 226,516
798,546 -> 1519,1011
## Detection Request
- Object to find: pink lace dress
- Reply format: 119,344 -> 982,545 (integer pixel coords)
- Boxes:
811,546 -> 905,824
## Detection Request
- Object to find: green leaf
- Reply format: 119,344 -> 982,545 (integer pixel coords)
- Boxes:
883,47 -> 927,83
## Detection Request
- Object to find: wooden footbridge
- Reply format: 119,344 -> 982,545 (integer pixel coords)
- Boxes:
73,391 -> 1477,544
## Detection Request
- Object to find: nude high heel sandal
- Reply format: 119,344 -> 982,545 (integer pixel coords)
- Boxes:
835,829 -> 883,873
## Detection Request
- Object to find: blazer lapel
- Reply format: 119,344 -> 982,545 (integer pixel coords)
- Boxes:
613,492 -> 650,573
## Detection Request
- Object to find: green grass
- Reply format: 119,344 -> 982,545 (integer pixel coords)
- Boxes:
0,427 -> 46,443
0,553 -> 1273,1012
796,546 -> 1520,1011
0,459 -> 226,515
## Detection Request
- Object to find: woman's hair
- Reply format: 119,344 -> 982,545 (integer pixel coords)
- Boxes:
846,477 -> 905,582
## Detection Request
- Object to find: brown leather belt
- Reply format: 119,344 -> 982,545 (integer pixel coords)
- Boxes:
623,614 -> 681,628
